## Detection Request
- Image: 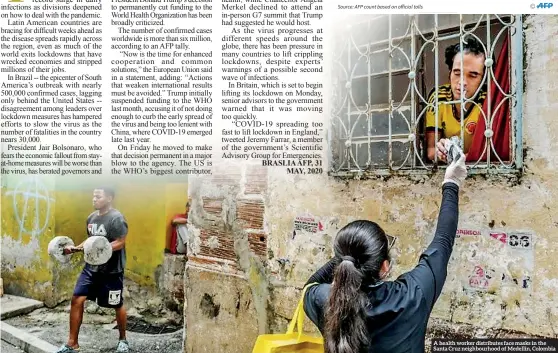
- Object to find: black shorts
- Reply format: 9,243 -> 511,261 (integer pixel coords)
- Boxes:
73,268 -> 124,308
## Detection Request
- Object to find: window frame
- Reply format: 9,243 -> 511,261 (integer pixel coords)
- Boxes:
326,14 -> 524,178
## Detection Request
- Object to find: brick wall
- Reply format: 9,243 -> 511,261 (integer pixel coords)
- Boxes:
184,162 -> 271,353
186,163 -> 268,275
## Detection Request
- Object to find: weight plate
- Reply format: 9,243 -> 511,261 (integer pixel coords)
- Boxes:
47,236 -> 74,264
83,236 -> 112,266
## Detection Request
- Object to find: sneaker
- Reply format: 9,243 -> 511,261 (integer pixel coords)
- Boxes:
54,345 -> 80,353
116,340 -> 129,353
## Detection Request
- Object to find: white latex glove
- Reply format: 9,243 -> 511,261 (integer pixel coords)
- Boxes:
443,152 -> 467,188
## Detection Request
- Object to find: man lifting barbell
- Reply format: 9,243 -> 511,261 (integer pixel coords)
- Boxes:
49,187 -> 129,353
48,235 -> 113,266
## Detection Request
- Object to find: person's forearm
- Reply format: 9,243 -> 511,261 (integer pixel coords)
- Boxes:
426,183 -> 459,258
111,238 -> 126,251
172,218 -> 187,224
305,258 -> 337,287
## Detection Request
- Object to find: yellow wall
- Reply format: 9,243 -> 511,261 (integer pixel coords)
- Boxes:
0,176 -> 57,303
1,176 -> 188,306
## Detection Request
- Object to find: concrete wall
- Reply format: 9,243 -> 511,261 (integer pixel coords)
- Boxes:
0,175 -> 57,303
185,164 -> 269,353
184,14 -> 558,353
1,176 -> 188,311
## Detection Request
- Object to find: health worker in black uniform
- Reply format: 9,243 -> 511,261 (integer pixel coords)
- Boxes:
304,153 -> 468,353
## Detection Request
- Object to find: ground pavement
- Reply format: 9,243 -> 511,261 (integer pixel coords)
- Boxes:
2,340 -> 25,353
1,295 -> 183,353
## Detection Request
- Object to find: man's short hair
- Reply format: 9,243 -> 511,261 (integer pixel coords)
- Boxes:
444,35 -> 486,71
96,187 -> 115,199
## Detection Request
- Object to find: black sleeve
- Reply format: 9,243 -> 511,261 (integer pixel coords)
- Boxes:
110,215 -> 128,239
304,258 -> 337,287
303,284 -> 329,335
405,182 -> 459,309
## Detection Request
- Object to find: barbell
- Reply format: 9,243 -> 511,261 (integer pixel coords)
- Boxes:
48,236 -> 113,266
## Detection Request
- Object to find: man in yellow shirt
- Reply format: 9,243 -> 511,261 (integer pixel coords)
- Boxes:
425,36 -> 487,162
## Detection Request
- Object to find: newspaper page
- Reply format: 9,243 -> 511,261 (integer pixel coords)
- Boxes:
2,0 -> 558,353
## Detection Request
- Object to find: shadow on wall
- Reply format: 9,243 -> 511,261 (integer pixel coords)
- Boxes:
0,175 -> 188,310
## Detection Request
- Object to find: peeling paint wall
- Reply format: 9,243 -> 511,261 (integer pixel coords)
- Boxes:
0,175 -> 57,303
265,173 -> 557,338
185,164 -> 269,353
1,176 -> 188,310
184,15 -> 558,352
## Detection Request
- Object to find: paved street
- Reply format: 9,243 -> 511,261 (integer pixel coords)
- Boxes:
5,306 -> 184,353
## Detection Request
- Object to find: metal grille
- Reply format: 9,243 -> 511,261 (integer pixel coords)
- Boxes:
329,15 -> 523,177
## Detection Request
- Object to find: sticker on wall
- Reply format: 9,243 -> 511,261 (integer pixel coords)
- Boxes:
456,229 -> 482,238
489,231 -> 534,250
506,232 -> 533,250
293,215 -> 323,234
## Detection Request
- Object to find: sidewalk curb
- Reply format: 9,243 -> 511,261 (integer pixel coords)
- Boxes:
0,302 -> 44,320
1,322 -> 57,353
1,294 -> 44,320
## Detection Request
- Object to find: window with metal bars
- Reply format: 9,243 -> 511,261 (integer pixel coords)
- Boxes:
328,14 -> 523,177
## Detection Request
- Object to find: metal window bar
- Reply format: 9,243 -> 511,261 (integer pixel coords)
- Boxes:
434,14 -> 439,165
512,16 -> 524,170
459,15 -> 465,150
486,16 -> 492,167
388,15 -> 393,169
410,16 -> 416,169
329,14 -> 522,177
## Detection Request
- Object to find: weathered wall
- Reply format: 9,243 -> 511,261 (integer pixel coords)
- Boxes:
0,175 -> 57,303
1,176 -> 188,312
185,164 -> 269,353
184,14 -> 558,352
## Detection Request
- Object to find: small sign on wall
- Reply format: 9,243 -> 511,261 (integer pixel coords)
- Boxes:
507,232 -> 533,250
489,231 -> 533,250
293,215 -> 323,234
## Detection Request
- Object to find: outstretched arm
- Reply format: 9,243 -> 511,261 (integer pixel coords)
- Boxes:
406,182 -> 459,309
406,152 -> 466,309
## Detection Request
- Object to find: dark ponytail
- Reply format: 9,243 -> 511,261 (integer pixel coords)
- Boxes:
324,220 -> 390,353
325,259 -> 369,353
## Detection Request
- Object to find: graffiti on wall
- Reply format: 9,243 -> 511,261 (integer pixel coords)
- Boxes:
465,265 -> 495,291
502,274 -> 532,289
489,231 -> 533,250
5,176 -> 54,240
456,228 -> 482,238
461,230 -> 535,294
